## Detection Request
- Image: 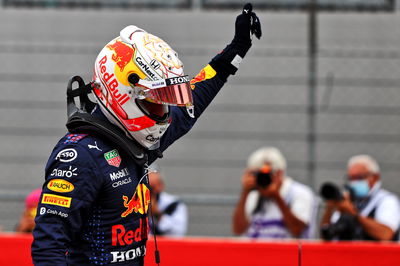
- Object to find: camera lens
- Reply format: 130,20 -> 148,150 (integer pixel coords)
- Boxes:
256,172 -> 272,188
320,182 -> 343,201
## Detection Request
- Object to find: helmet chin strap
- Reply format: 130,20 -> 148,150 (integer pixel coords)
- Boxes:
66,76 -> 163,165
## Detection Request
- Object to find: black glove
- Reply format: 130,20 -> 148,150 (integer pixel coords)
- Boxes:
234,3 -> 262,45
210,3 -> 262,81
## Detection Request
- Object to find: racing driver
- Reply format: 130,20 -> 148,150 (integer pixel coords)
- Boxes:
32,3 -> 261,265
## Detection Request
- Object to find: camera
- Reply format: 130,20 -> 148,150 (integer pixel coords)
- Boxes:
319,182 -> 355,201
319,182 -> 358,240
255,165 -> 273,188
319,182 -> 343,201
320,214 -> 357,240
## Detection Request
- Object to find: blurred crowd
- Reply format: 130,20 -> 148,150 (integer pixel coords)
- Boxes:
232,147 -> 400,241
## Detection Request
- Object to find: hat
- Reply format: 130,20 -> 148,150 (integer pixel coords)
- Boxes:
25,188 -> 42,210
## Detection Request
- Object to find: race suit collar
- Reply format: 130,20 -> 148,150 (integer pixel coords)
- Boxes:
66,104 -> 151,165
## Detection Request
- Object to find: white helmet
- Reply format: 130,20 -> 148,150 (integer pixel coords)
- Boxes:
92,25 -> 194,149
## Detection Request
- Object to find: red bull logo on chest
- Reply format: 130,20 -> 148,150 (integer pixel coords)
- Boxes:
121,183 -> 150,217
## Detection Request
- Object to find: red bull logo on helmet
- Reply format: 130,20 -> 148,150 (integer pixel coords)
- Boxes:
121,183 -> 150,217
107,39 -> 135,72
97,56 -> 131,107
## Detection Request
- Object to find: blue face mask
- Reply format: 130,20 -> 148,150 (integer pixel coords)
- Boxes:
349,180 -> 370,198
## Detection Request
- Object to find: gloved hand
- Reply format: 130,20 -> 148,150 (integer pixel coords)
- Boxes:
233,3 -> 262,45
210,3 -> 262,80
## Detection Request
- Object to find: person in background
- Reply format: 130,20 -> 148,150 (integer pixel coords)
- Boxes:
320,155 -> 400,241
232,147 -> 316,239
15,188 -> 42,233
148,164 -> 188,236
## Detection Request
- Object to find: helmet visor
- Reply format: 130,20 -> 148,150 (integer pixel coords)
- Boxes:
136,99 -> 169,123
134,75 -> 193,107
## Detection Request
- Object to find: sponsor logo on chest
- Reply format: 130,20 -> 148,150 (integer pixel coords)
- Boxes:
110,168 -> 132,188
110,245 -> 146,263
110,168 -> 129,181
104,149 -> 122,167
121,184 -> 150,217
111,219 -> 147,247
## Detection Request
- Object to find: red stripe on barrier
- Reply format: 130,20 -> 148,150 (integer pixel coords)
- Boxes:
0,233 -> 33,266
301,241 -> 400,266
1,233 -> 400,266
144,237 -> 298,266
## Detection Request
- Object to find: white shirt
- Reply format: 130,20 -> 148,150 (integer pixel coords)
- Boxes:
155,191 -> 188,237
245,177 -> 316,239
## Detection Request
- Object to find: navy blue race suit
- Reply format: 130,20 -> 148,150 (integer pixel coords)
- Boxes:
31,65 -> 226,265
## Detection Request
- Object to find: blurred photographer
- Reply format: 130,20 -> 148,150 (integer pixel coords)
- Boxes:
232,147 -> 315,239
148,163 -> 188,237
320,155 -> 400,241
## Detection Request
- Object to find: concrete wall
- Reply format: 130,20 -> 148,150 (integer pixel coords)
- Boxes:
0,7 -> 399,236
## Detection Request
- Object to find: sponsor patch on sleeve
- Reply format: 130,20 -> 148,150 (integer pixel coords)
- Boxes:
41,193 -> 72,208
47,179 -> 75,193
190,64 -> 217,89
50,166 -> 78,178
55,148 -> 78,162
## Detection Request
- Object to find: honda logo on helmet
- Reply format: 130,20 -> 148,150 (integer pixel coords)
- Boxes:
150,59 -> 160,70
166,75 -> 190,86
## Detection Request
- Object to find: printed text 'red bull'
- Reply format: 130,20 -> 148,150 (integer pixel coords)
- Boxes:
112,218 -> 148,246
98,55 -> 130,106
